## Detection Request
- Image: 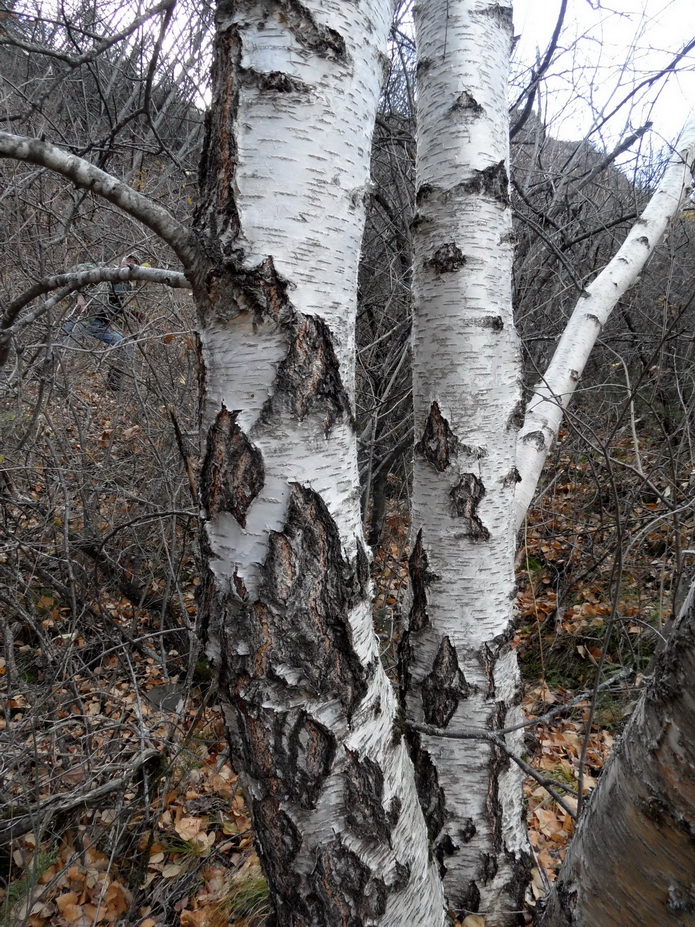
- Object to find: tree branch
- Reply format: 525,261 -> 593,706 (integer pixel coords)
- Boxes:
0,132 -> 200,269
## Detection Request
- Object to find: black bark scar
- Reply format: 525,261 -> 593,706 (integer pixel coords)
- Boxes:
200,406 -> 264,527
450,473 -> 490,540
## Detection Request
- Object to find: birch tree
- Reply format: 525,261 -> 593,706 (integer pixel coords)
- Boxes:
4,1 -> 695,925
189,3 -> 446,923
403,2 -> 528,923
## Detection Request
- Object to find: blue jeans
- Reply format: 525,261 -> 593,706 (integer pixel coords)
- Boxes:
59,317 -> 133,363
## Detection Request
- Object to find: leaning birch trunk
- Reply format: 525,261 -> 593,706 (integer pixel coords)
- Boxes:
541,581 -> 695,927
193,3 -> 446,925
405,2 -> 529,923
515,114 -> 695,528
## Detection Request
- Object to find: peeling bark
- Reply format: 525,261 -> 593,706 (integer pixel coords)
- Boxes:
542,584 -> 695,927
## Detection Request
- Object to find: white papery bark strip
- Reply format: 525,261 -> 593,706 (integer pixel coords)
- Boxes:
408,2 -> 528,924
516,113 -> 695,528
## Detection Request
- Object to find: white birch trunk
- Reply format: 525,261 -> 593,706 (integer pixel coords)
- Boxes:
406,2 -> 529,924
515,113 -> 695,528
193,3 -> 446,924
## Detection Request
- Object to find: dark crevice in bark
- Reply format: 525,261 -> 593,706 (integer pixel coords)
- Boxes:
344,749 -> 400,843
427,242 -> 467,274
195,22 -> 242,255
263,312 -> 352,433
450,473 -> 490,540
274,0 -> 348,62
457,160 -> 510,206
307,837 -> 388,923
239,68 -> 311,94
407,731 -> 446,845
422,636 -> 469,728
416,401 -> 460,471
407,529 -> 438,633
241,707 -> 337,810
201,406 -> 264,527
451,91 -> 483,116
459,880 -> 482,915
507,399 -> 526,430
252,798 -> 305,913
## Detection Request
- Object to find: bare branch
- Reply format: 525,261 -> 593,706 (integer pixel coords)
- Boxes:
0,132 -> 200,268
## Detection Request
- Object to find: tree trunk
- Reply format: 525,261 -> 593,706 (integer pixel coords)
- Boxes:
193,3 -> 446,925
541,581 -> 695,927
405,2 -> 529,924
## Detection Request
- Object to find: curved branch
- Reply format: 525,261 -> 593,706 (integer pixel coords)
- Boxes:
0,132 -> 200,269
0,265 -> 191,369
515,113 -> 695,529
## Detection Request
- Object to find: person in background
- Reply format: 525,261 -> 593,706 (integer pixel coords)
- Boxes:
58,255 -> 142,390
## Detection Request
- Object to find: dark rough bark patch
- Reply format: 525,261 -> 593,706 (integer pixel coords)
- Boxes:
451,90 -> 483,116
485,745 -> 505,854
258,483 -> 368,713
407,731 -> 446,843
344,749 -> 395,843
501,467 -> 522,486
637,235 -> 650,247
251,798 -> 305,912
433,834 -> 458,878
460,879 -> 482,915
450,473 -> 490,541
240,68 -> 311,93
201,406 -> 264,527
458,160 -> 510,206
236,707 -> 336,810
422,636 -> 469,728
481,852 -> 498,884
415,182 -> 436,205
521,429 -> 545,450
408,529 -> 438,632
264,313 -> 351,433
307,837 -> 388,923
427,242 -> 467,274
460,818 -> 477,844
355,540 -> 370,598
476,3 -> 514,27
416,401 -> 460,471
478,315 -> 504,330
507,399 -> 526,430
275,0 -> 348,61
195,23 -> 241,253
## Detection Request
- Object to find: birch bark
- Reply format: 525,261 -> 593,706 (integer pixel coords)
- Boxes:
405,2 -> 529,924
541,581 -> 695,927
193,2 -> 446,924
515,113 -> 695,528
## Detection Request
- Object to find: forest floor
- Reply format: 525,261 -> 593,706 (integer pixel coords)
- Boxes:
0,373 -> 682,927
